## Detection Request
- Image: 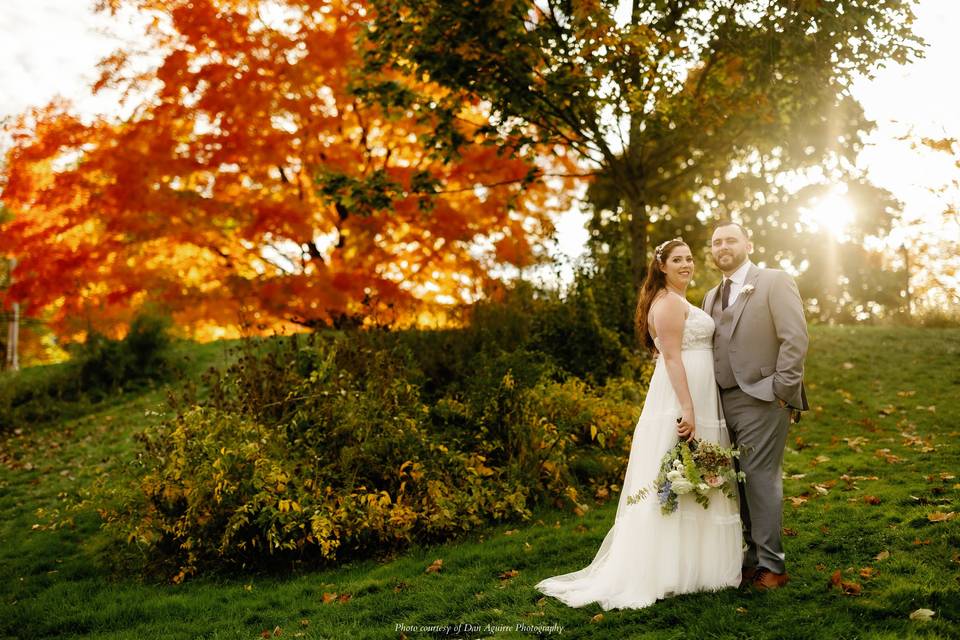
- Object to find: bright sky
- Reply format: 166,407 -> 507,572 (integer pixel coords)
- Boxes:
1,0 -> 957,289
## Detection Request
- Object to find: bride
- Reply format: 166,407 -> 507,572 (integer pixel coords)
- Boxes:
535,238 -> 743,610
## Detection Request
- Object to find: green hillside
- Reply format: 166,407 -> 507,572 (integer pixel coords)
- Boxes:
1,326 -> 958,639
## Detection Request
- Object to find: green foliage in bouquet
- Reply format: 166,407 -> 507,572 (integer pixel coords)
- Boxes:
626,439 -> 744,515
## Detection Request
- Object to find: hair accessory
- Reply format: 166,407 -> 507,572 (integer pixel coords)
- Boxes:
654,237 -> 684,263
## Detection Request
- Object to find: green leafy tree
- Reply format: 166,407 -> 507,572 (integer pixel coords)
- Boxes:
365,0 -> 923,289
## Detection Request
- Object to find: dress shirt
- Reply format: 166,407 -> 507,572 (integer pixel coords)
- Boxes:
722,260 -> 753,307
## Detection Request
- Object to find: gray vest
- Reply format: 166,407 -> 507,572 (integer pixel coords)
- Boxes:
710,294 -> 739,389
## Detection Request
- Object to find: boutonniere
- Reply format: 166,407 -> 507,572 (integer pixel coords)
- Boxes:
740,284 -> 755,296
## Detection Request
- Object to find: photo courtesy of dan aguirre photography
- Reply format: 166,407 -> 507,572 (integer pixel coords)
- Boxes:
1,1 -> 959,639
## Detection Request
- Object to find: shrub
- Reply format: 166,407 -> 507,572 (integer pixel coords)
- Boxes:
0,312 -> 176,431
911,306 -> 960,328
101,328 -> 652,581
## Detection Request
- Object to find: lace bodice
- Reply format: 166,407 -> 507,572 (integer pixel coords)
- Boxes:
653,302 -> 715,352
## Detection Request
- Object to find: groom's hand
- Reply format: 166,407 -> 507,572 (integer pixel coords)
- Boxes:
776,397 -> 788,409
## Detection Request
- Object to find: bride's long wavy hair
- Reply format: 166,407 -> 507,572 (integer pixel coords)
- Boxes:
634,239 -> 688,353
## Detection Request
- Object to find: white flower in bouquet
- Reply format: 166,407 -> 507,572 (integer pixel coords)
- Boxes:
625,439 -> 744,514
671,477 -> 695,494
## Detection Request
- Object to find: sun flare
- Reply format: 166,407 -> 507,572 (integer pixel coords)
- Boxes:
802,191 -> 857,239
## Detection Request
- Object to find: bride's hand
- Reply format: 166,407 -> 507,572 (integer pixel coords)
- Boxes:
676,410 -> 696,441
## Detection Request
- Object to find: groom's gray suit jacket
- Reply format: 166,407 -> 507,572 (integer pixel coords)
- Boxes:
702,263 -> 809,411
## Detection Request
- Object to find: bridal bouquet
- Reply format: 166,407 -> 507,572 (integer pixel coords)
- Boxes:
626,439 -> 744,514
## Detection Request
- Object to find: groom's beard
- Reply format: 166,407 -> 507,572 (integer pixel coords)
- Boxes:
715,253 -> 747,274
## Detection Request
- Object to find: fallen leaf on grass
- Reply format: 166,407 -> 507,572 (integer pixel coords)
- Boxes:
841,474 -> 879,482
909,608 -> 936,622
504,529 -> 518,536
928,511 -> 955,522
874,550 -> 890,561
842,362 -> 855,369
844,437 -> 869,452
574,524 -> 588,533
859,567 -> 877,579
320,592 -> 352,604
874,449 -> 904,464
590,613 -> 604,623
783,528 -> 798,537
425,559 -> 444,574
789,496 -> 808,507
912,538 -> 932,546
903,434 -> 935,453
498,569 -> 519,580
864,496 -> 882,505
537,597 -> 547,607
736,607 -> 748,614
811,455 -> 831,466
828,570 -> 862,596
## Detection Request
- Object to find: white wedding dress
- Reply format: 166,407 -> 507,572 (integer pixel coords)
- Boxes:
535,301 -> 743,610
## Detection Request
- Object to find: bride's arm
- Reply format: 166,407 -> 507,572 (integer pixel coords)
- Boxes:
652,294 -> 696,440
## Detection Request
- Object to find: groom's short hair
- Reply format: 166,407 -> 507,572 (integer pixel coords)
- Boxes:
712,219 -> 751,239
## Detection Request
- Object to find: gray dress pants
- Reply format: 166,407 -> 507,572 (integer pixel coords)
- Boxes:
720,387 -> 791,574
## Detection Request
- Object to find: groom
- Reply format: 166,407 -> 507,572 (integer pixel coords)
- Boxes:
703,221 -> 809,591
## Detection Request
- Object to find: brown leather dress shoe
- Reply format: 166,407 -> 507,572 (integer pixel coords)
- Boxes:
751,568 -> 790,591
740,566 -> 758,588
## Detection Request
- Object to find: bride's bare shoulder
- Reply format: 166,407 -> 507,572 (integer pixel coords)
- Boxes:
649,290 -> 689,318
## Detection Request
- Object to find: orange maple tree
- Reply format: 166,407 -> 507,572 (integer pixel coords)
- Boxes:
0,0 -> 578,346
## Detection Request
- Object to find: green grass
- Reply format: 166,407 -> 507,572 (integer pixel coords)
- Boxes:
1,326 -> 958,639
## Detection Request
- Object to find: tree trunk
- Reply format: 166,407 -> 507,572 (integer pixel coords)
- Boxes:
4,258 -> 18,371
626,0 -> 648,293
901,243 -> 912,320
5,302 -> 18,372
624,191 -> 648,293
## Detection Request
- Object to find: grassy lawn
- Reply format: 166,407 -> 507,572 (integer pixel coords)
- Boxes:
1,326 -> 958,639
